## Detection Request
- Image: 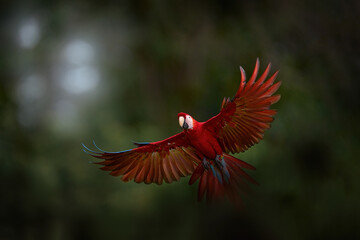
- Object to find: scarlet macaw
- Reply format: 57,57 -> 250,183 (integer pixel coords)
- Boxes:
83,59 -> 281,204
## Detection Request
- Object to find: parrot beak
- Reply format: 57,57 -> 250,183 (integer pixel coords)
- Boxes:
179,116 -> 189,129
179,116 -> 185,128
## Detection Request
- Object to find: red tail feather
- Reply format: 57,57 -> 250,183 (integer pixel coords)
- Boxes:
188,154 -> 257,205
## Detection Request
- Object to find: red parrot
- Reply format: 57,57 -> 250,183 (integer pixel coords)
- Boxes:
83,59 -> 281,204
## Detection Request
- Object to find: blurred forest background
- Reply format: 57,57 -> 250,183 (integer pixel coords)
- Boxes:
1,0 -> 359,239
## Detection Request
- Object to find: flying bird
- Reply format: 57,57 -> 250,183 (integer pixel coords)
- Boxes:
83,59 -> 281,205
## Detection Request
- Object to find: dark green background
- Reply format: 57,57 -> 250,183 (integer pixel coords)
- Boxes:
1,0 -> 359,239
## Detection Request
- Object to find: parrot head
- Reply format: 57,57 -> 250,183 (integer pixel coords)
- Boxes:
178,112 -> 194,130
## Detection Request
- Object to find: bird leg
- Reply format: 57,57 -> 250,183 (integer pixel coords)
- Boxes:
202,157 -> 210,170
215,155 -> 230,183
202,158 -> 220,182
214,155 -> 224,168
204,156 -> 221,183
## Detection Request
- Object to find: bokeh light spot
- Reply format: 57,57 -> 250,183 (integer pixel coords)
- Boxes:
63,39 -> 95,65
18,18 -> 40,49
60,66 -> 100,94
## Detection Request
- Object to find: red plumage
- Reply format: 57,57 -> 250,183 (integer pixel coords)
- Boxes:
83,59 -> 281,205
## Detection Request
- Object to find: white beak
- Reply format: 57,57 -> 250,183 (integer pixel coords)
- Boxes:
179,116 -> 185,128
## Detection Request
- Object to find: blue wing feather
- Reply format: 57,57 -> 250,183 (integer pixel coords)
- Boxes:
82,141 -> 133,155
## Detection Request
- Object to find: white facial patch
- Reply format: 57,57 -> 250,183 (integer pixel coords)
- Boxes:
186,115 -> 194,129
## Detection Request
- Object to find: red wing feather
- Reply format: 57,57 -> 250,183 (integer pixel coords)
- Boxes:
204,58 -> 281,154
83,133 -> 201,185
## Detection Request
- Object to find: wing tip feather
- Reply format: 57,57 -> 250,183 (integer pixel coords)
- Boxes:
235,66 -> 246,98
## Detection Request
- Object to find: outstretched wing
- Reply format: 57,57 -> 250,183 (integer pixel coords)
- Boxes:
204,58 -> 281,154
83,132 -> 201,185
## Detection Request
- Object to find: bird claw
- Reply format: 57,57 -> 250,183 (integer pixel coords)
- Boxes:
202,158 -> 210,170
215,155 -> 224,168
215,155 -> 230,183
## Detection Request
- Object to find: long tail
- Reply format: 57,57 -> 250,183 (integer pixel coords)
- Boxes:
189,154 -> 258,205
